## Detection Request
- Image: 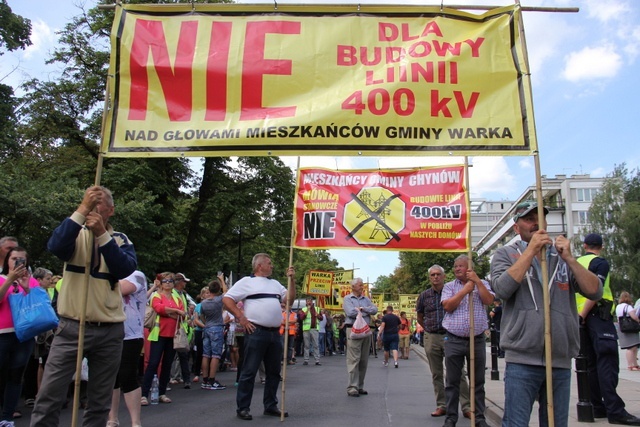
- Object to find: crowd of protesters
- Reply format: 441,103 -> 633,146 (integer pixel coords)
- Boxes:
7,192 -> 640,427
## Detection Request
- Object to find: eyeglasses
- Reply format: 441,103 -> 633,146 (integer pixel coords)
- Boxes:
430,273 -> 442,276
161,279 -> 175,283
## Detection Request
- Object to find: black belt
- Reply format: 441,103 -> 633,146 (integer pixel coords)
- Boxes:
64,317 -> 119,327
446,332 -> 484,340
254,324 -> 280,332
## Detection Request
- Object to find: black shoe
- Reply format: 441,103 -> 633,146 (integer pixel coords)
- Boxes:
264,407 -> 288,417
237,409 -> 253,420
443,418 -> 456,427
609,414 -> 640,425
358,389 -> 368,395
315,362 -> 321,366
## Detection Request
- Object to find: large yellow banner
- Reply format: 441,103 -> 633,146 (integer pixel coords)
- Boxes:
103,4 -> 536,157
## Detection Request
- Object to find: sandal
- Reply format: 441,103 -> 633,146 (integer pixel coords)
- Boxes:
629,366 -> 640,371
107,421 -> 120,427
159,395 -> 172,403
140,396 -> 149,406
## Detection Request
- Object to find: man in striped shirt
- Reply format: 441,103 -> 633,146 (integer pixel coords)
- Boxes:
416,264 -> 470,419
441,255 -> 494,427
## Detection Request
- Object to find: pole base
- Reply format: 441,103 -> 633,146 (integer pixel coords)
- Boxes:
577,402 -> 594,422
491,370 -> 500,381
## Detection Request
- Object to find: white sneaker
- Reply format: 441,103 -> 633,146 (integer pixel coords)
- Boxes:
383,361 -> 388,367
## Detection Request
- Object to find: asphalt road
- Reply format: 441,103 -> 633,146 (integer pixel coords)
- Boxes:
14,348 -> 472,427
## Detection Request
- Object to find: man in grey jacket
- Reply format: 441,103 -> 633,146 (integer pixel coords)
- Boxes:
490,201 -> 602,427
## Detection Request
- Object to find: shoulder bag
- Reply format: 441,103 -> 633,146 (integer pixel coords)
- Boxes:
144,304 -> 157,329
174,316 -> 190,352
619,305 -> 640,333
9,286 -> 59,342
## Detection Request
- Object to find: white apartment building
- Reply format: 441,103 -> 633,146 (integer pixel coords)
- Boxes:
470,199 -> 515,248
474,174 -> 604,258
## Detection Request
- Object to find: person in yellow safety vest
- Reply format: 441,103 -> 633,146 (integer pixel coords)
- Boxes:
280,303 -> 297,365
300,297 -> 323,366
576,233 -> 640,425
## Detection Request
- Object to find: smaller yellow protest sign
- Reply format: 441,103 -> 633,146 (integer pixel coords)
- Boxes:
306,270 -> 333,296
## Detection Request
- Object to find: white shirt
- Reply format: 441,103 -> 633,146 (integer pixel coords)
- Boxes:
224,276 -> 287,328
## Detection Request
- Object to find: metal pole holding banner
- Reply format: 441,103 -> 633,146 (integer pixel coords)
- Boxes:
464,157 -> 476,425
280,156 -> 300,421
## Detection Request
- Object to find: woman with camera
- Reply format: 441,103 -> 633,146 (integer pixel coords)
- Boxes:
0,247 -> 40,426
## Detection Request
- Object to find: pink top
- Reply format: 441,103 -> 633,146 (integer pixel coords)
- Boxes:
0,276 -> 40,333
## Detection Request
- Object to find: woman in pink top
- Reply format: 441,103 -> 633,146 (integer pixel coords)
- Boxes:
0,247 -> 40,426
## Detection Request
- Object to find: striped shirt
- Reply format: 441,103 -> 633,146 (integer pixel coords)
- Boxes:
441,279 -> 494,337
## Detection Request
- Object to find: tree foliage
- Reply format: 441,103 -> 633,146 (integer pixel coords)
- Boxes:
0,0 -> 31,54
583,164 -> 640,297
372,251 -> 490,299
0,0 -> 336,299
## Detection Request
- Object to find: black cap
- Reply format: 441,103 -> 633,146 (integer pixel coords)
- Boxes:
513,200 -> 549,222
583,233 -> 603,247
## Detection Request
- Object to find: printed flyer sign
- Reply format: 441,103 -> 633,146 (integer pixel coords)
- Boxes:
102,4 -> 536,157
305,270 -> 333,296
294,166 -> 469,251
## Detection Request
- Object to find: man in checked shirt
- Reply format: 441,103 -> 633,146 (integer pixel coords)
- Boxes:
441,255 -> 494,427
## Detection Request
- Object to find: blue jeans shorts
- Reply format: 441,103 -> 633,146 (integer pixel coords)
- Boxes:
202,325 -> 224,359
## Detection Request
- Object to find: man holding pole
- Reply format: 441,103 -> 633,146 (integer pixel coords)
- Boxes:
490,201 -> 602,427
416,264 -> 471,418
31,186 -> 137,427
223,253 -> 295,421
441,255 -> 494,427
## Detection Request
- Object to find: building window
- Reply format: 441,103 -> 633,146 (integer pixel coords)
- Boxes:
577,211 -> 590,225
577,188 -> 598,202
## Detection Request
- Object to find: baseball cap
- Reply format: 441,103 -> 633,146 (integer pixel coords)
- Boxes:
513,200 -> 549,222
175,273 -> 190,282
583,233 -> 603,247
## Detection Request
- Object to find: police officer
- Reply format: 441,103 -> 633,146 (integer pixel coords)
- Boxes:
577,233 -> 640,425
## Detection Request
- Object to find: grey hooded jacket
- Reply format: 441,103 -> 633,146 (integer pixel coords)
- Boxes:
490,240 -> 602,369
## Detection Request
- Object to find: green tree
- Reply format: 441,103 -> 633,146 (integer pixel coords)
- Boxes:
583,164 -> 640,297
377,251 -> 490,299
0,0 -> 31,156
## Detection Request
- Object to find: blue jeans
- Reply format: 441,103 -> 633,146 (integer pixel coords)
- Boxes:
236,327 -> 282,413
319,332 -> 326,355
503,363 -> 571,427
203,325 -> 224,359
0,332 -> 34,421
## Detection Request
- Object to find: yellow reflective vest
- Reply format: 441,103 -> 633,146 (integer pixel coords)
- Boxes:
576,253 -> 613,314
